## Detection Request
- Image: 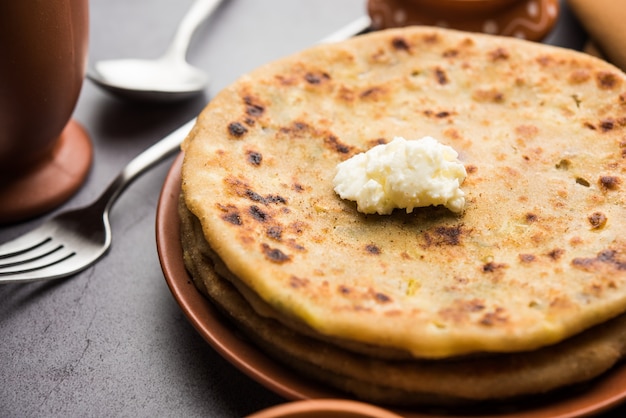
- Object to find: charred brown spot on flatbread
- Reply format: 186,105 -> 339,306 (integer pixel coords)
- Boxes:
519,254 -> 537,263
246,150 -> 263,166
600,118 -> 616,132
338,285 -> 351,295
228,121 -> 248,138
224,176 -> 287,206
337,286 -> 395,307
244,95 -> 265,118
280,121 -> 313,138
287,239 -> 306,252
572,249 -> 626,272
359,86 -> 388,100
596,71 -> 622,90
422,32 -> 440,44
218,204 -> 243,226
266,225 -> 283,240
424,109 -> 454,119
442,48 -> 459,58
439,299 -> 487,324
304,71 -> 331,85
482,261 -> 507,273
261,243 -> 291,263
391,36 -> 410,51
488,47 -> 510,61
365,244 -> 381,255
275,74 -> 296,86
288,221 -> 307,235
599,175 -> 621,191
337,86 -> 356,103
367,138 -> 387,147
224,176 -> 254,198
290,275 -> 309,289
525,213 -> 538,223
249,205 -> 269,222
423,225 -> 464,247
374,292 -> 392,303
569,69 -> 591,84
584,121 -> 597,131
472,88 -> 505,103
434,67 -> 449,85
588,212 -> 608,229
480,307 -> 509,327
535,54 -> 554,67
547,248 -> 565,261
324,135 -> 353,154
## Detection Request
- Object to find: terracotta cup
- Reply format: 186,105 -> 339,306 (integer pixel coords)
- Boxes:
0,0 -> 93,223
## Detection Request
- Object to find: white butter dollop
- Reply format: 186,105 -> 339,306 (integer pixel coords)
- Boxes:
333,136 -> 467,215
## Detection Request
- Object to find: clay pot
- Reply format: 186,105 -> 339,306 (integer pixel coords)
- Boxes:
368,0 -> 560,41
0,0 -> 92,223
406,0 -> 521,16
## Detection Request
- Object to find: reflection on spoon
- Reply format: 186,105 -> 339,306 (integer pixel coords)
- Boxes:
89,0 -> 224,102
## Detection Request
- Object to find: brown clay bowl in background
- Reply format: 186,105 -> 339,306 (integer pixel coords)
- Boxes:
0,0 -> 93,223
406,0 -> 520,16
368,0 -> 560,41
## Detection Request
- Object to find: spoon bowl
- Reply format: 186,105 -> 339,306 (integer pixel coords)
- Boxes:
89,0 -> 223,102
91,57 -> 209,102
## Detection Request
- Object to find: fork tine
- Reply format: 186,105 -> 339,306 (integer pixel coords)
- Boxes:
0,241 -> 69,268
0,252 -> 76,275
0,256 -> 81,283
0,223 -> 74,278
0,243 -> 76,275
0,224 -> 54,257
0,236 -> 53,260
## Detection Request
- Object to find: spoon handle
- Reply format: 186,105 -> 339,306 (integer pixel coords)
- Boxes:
319,15 -> 372,44
164,0 -> 224,62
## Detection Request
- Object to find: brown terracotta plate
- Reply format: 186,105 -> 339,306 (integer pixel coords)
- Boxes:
156,153 -> 626,418
247,399 -> 404,418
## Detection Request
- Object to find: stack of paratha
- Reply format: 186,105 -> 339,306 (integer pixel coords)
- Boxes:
179,26 -> 626,408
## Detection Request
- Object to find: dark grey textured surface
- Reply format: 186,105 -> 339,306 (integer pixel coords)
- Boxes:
2,1 -> 622,417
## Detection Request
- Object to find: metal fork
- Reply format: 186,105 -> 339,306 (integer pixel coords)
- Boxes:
0,119 -> 195,284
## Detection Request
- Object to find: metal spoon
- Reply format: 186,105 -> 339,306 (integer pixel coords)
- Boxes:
88,0 -> 224,102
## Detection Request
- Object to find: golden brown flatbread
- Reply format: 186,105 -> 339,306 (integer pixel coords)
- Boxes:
179,196 -> 626,406
179,25 -> 626,404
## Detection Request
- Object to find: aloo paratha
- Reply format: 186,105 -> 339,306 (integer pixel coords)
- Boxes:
179,195 -> 626,406
181,26 -> 626,363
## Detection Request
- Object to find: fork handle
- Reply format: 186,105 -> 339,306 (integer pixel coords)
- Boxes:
92,119 -> 196,214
